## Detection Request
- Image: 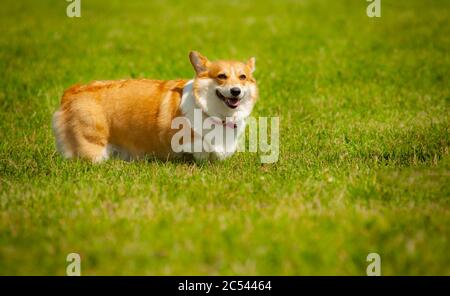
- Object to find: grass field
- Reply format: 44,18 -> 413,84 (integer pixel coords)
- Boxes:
0,0 -> 449,275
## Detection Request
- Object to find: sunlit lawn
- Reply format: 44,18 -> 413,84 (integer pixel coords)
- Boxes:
0,0 -> 449,275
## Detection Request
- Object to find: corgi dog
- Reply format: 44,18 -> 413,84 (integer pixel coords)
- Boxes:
52,51 -> 258,162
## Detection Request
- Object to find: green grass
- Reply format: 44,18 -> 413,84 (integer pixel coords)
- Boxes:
0,0 -> 449,275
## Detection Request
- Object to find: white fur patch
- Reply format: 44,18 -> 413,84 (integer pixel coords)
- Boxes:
52,110 -> 73,159
180,79 -> 255,161
92,147 -> 110,163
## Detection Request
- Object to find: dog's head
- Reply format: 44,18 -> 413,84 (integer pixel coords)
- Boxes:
189,51 -> 258,120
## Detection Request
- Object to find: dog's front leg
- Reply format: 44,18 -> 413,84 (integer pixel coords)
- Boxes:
191,137 -> 211,162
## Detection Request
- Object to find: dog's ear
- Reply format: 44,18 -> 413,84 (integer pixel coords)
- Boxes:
246,57 -> 256,73
189,51 -> 210,74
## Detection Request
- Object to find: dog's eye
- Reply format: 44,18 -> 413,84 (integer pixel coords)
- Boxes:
217,74 -> 227,80
239,74 -> 247,80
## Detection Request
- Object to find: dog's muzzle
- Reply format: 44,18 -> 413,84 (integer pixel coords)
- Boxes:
215,89 -> 240,109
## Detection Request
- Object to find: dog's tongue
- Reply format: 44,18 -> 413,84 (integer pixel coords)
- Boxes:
227,98 -> 240,107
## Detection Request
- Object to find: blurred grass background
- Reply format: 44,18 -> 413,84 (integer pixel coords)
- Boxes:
0,0 -> 449,275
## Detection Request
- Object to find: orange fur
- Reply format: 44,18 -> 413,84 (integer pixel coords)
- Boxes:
53,79 -> 187,161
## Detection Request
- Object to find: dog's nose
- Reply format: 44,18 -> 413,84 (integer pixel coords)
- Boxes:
230,87 -> 241,97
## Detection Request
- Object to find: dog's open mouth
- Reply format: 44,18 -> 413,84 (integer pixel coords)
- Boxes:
216,89 -> 240,109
